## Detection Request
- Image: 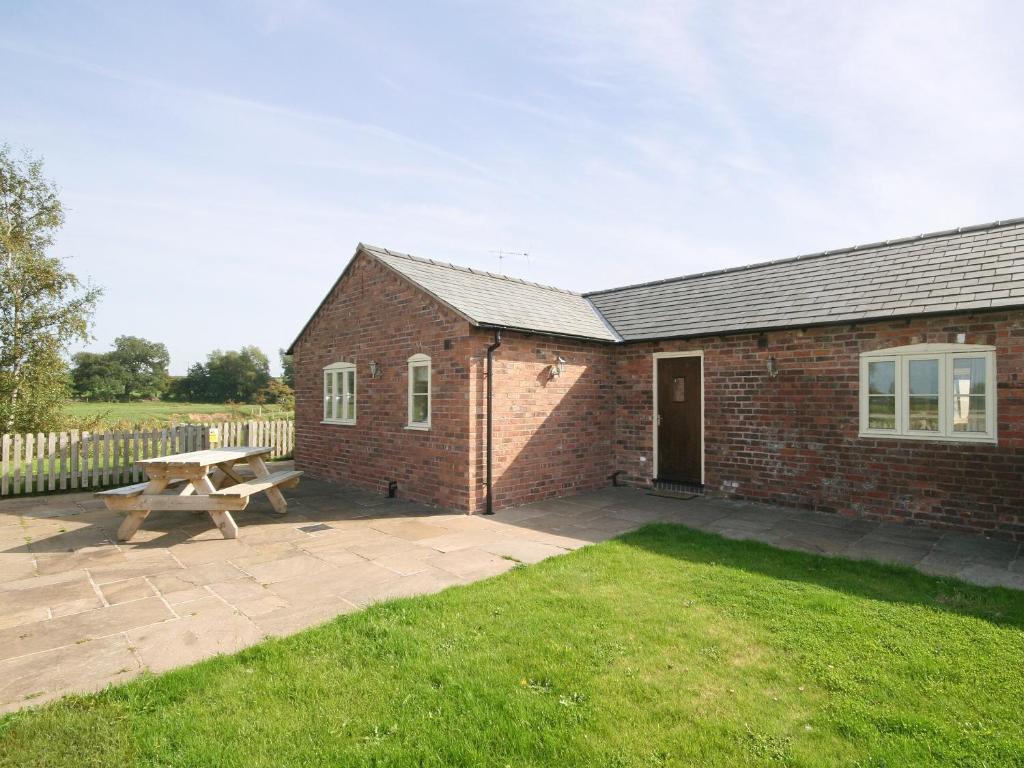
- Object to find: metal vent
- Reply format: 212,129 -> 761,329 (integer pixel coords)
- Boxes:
650,480 -> 705,497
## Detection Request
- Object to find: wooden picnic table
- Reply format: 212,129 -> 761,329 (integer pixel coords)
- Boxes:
96,446 -> 302,542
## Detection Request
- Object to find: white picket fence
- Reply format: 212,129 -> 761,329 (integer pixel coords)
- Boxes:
0,420 -> 294,497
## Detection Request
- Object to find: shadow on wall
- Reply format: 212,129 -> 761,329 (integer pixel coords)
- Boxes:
480,339 -> 616,513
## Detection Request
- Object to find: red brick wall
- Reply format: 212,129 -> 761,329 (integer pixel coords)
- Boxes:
614,311 -> 1024,540
291,252 -> 477,509
293,253 -> 1022,539
471,331 -> 616,513
293,252 -> 618,513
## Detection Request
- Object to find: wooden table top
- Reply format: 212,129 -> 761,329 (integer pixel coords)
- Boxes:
136,446 -> 272,468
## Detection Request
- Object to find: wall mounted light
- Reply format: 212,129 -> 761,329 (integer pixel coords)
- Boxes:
767,356 -> 780,379
549,355 -> 567,380
368,360 -> 382,379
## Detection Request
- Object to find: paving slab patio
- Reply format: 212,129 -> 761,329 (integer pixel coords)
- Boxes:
0,471 -> 1021,713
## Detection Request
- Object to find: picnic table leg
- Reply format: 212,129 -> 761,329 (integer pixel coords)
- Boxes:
193,474 -> 239,539
246,454 -> 288,515
210,460 -> 245,490
116,476 -> 170,542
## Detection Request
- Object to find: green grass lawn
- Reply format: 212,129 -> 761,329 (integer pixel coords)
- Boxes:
63,401 -> 294,430
2,524 -> 1022,767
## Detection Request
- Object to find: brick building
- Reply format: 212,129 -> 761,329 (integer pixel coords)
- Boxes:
288,219 -> 1024,541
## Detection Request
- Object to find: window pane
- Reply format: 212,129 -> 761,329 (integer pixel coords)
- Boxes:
412,364 -> 429,394
412,393 -> 429,423
324,373 -> 333,419
333,372 -> 342,418
346,370 -> 356,420
953,396 -> 986,432
908,395 -> 939,431
868,395 -> 896,429
952,358 -> 988,433
908,359 -> 938,395
868,361 -> 895,395
953,357 -> 986,396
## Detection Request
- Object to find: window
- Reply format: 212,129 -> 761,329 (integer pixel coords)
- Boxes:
323,362 -> 356,424
859,344 -> 996,443
407,353 -> 431,429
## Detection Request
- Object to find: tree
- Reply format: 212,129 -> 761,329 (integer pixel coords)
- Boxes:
12,347 -> 72,430
254,378 -> 294,409
71,351 -> 126,401
162,375 -> 190,402
205,346 -> 270,402
69,336 -> 170,402
0,145 -> 101,432
110,335 -> 169,400
173,363 -> 211,402
279,348 -> 294,388
165,347 -> 272,403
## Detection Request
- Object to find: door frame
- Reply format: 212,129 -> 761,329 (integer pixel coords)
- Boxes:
652,350 -> 704,483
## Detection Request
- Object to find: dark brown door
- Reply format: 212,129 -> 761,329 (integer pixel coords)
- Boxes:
656,356 -> 702,483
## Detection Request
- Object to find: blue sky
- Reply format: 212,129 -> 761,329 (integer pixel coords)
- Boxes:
4,1 -> 1024,374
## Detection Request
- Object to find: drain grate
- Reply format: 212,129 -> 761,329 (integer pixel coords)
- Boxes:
649,480 -> 704,499
298,523 -> 332,533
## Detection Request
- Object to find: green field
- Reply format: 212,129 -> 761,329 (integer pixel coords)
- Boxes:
63,401 -> 294,430
1,524 -> 1021,767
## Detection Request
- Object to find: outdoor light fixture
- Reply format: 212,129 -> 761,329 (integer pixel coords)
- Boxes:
368,360 -> 381,379
767,356 -> 780,379
549,355 -> 567,380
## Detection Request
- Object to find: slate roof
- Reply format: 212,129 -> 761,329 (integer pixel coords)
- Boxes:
289,218 -> 1024,353
585,218 -> 1024,342
365,245 -> 620,342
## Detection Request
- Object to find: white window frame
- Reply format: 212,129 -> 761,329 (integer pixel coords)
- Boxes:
322,361 -> 357,425
406,353 -> 431,430
859,343 -> 996,444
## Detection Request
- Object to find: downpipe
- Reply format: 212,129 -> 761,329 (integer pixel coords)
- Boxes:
484,329 -> 502,514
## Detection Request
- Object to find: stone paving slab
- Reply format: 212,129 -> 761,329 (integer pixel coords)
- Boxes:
0,634 -> 140,707
0,474 -> 1022,713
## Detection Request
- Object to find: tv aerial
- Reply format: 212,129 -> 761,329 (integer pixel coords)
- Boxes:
489,249 -> 531,275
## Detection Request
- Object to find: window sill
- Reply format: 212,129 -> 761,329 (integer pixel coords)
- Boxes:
404,424 -> 431,432
858,430 -> 997,445
321,419 -> 356,426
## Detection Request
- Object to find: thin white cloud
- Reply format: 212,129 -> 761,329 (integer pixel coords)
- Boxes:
0,38 -> 498,183
516,0 -> 1024,262
5,1 -> 1024,372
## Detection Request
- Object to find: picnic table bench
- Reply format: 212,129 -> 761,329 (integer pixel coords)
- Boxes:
96,446 -> 302,542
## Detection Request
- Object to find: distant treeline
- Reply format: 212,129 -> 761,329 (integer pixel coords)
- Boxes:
73,338 -> 294,407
